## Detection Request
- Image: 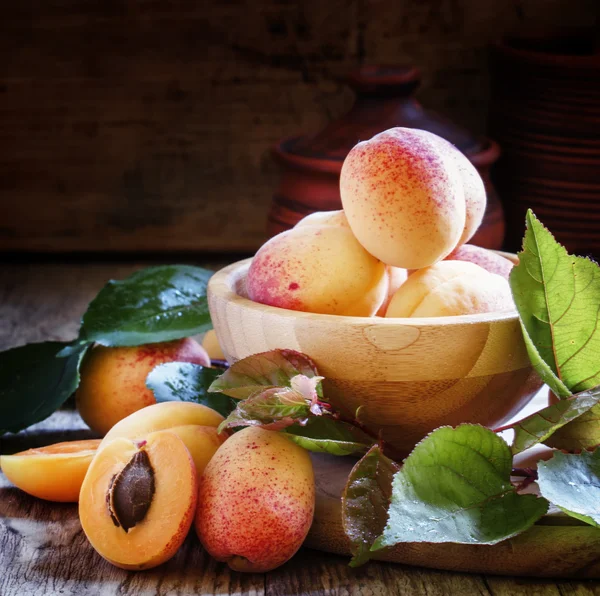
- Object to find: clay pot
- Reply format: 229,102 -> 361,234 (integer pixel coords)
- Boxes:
269,65 -> 505,249
489,30 -> 600,257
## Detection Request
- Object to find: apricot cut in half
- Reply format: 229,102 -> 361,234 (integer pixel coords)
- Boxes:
1,439 -> 101,502
79,430 -> 197,570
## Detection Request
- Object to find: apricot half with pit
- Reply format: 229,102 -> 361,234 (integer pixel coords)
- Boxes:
79,430 -> 197,570
0,439 -> 101,502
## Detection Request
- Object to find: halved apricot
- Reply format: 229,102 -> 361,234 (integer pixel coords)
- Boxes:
79,430 -> 197,570
1,439 -> 101,502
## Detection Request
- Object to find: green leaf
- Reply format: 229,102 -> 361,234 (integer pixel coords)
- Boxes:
510,210 -> 600,398
209,349 -> 320,399
341,446 -> 400,566
537,449 -> 600,527
543,404 -> 600,452
0,342 -> 89,435
505,386 -> 600,454
371,425 -> 548,548
283,417 -> 376,456
80,265 -> 213,347
217,378 -> 315,433
146,362 -> 237,418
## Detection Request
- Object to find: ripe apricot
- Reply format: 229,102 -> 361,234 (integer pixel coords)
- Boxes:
0,439 -> 101,502
195,427 -> 315,573
101,402 -> 224,445
340,127 -> 486,269
163,424 -> 226,475
376,265 -> 408,316
201,329 -> 226,361
76,338 -> 211,435
293,209 -> 350,229
100,403 -> 226,476
79,430 -> 197,570
445,244 -> 514,279
247,211 -> 387,316
385,260 -> 514,318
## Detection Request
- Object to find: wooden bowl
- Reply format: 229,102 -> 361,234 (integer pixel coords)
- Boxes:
208,259 -> 542,454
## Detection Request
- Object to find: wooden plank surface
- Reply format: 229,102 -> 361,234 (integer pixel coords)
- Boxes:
1,1 -> 596,253
1,261 -> 600,595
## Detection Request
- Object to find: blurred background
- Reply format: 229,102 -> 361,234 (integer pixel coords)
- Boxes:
1,0 -> 599,258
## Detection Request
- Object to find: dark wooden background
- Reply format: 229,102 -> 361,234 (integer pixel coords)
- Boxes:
1,0 -> 596,254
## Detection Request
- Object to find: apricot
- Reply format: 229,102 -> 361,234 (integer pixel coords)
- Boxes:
195,427 -> 315,572
446,244 -> 514,279
293,209 -> 350,229
163,424 -> 226,475
247,211 -> 387,316
385,260 -> 514,318
0,439 -> 101,502
76,338 -> 211,435
376,265 -> 409,316
340,127 -> 486,269
201,329 -> 226,361
79,430 -> 197,570
101,402 -> 224,444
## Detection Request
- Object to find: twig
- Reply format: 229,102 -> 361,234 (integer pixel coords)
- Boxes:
511,467 -> 538,492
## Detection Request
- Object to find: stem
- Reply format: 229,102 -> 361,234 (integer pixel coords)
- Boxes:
210,359 -> 229,369
511,467 -> 538,492
331,411 -> 380,442
493,422 -> 514,433
511,467 -> 537,478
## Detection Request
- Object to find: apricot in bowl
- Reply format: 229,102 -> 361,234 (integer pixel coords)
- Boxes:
207,258 -> 542,455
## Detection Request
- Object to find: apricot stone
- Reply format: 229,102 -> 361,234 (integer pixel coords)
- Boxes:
76,338 -> 211,435
195,427 -> 315,572
446,244 -> 514,279
0,439 -> 101,502
340,127 -> 486,269
385,260 -> 514,318
79,430 -> 197,570
247,211 -> 387,316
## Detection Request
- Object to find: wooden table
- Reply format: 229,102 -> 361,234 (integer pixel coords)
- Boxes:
1,261 -> 599,596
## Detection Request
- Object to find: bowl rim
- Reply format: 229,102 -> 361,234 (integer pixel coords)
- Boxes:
209,257 -> 520,328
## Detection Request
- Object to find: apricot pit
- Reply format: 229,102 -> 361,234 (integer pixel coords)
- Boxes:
107,448 -> 155,532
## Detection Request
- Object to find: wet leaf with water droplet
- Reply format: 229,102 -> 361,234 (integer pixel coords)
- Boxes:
80,265 -> 213,346
537,449 -> 600,527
